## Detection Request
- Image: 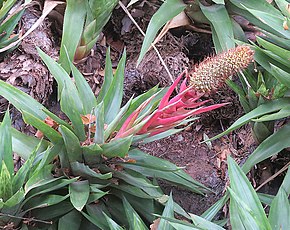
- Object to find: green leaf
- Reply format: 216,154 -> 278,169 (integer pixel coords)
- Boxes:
274,0 -> 290,17
228,1 -> 284,37
114,170 -> 158,189
270,64 -> 290,88
252,44 -> 290,75
0,0 -> 17,19
12,143 -> 38,193
32,201 -> 74,220
101,135 -> 133,158
201,194 -> 229,221
156,215 -> 200,229
122,149 -> 209,194
103,212 -> 124,230
226,79 -> 250,112
257,193 -> 274,206
281,166 -> 290,193
42,108 -> 72,130
82,19 -> 96,44
231,18 -> 247,42
87,185 -> 108,204
103,50 -> 126,124
59,0 -> 86,72
0,9 -> 24,42
227,156 -> 271,229
228,188 -> 260,230
70,60 -> 97,114
253,105 -> 290,122
200,3 -> 235,52
37,48 -> 83,111
35,144 -> 59,173
22,111 -> 62,144
207,98 -> 290,141
84,0 -> 118,50
256,37 -> 290,61
11,127 -> 49,160
111,183 -> 162,199
59,125 -> 83,163
111,192 -> 159,223
252,120 -> 274,144
190,214 -> 225,230
169,222 -> 200,230
158,192 -> 174,230
58,210 -> 82,230
82,144 -> 102,164
3,187 -> 24,208
26,178 -> 77,200
24,194 -> 69,211
137,0 -> 186,64
0,110 -> 13,176
122,148 -> 183,172
0,161 -> 13,202
94,102 -> 104,144
97,47 -> 114,104
241,5 -> 290,39
0,80 -> 46,120
122,196 -> 148,230
60,83 -> 86,141
24,165 -> 54,194
69,180 -> 90,211
212,0 -> 224,4
70,161 -> 112,180
140,123 -> 196,144
82,203 -> 111,229
268,188 -> 290,230
242,123 -> 290,173
104,97 -> 133,140
121,162 -> 208,195
262,31 -> 290,51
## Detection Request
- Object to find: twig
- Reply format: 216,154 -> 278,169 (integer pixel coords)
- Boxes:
118,1 -> 175,85
0,213 -> 53,225
255,161 -> 290,191
239,71 -> 251,89
188,25 -> 212,34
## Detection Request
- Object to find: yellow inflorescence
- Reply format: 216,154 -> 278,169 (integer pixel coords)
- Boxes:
189,46 -> 255,92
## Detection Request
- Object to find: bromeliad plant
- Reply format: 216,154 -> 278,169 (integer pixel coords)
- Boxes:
0,45 -> 244,228
116,45 -> 254,139
227,66 -> 288,144
197,27 -> 290,230
0,110 -> 77,228
59,0 -> 118,72
209,38 -> 290,161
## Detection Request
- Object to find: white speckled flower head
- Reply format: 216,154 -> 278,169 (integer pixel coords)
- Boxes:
189,46 -> 254,92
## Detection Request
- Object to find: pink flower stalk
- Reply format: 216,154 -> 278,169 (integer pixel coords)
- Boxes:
115,70 -> 228,138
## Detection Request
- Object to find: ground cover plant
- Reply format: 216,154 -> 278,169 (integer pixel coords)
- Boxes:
0,0 -> 290,229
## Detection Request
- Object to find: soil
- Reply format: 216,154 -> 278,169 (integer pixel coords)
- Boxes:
0,0 -> 285,222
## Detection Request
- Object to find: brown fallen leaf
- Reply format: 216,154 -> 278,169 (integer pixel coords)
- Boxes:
151,11 -> 191,49
150,218 -> 160,230
283,20 -> 289,30
81,114 -> 96,125
35,116 -> 59,138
